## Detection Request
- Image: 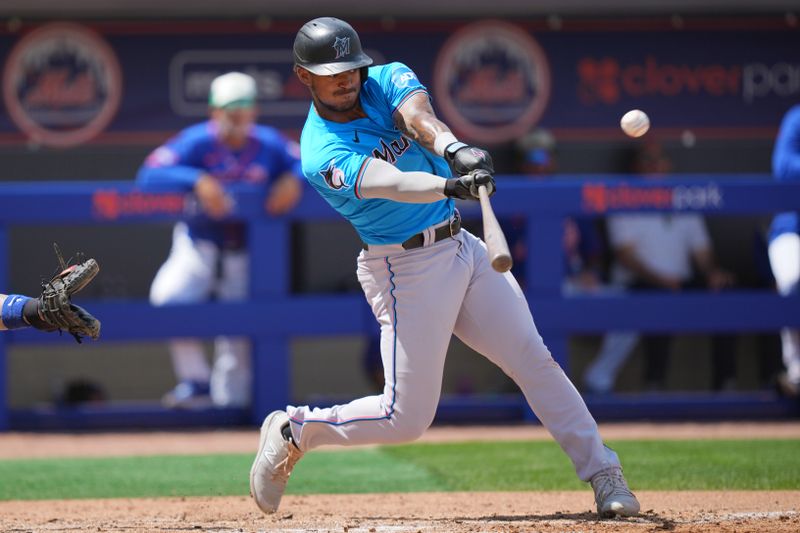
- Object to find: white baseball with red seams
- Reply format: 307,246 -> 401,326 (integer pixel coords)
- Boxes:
620,109 -> 650,138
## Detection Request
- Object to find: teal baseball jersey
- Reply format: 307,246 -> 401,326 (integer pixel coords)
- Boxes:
299,62 -> 454,245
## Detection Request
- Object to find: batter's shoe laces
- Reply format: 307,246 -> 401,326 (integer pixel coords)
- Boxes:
590,466 -> 640,518
250,410 -> 304,514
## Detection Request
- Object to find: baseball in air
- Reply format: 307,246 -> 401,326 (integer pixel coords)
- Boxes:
620,109 -> 650,137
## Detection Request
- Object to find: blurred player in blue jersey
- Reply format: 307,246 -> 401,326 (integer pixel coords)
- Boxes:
137,72 -> 303,408
249,17 -> 639,519
769,104 -> 800,398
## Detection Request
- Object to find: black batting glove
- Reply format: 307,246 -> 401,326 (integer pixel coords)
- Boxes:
444,169 -> 496,201
443,142 -> 495,176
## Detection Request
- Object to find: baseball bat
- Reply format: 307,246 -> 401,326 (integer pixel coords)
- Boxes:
477,185 -> 513,273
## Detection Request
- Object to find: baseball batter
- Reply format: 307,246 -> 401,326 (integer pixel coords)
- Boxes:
250,17 -> 640,519
137,72 -> 302,408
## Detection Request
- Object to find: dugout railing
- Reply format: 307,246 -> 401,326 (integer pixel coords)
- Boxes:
0,177 -> 798,430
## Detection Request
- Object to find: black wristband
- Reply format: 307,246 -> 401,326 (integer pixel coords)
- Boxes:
23,298 -> 54,331
443,177 -> 473,200
443,178 -> 459,198
444,141 -> 468,159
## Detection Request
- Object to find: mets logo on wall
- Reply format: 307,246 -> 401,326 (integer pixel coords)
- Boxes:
433,21 -> 551,144
2,23 -> 122,147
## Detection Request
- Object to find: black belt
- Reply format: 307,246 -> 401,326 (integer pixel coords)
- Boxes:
363,213 -> 461,251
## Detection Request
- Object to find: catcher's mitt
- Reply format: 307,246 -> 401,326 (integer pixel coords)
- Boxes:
28,244 -> 101,343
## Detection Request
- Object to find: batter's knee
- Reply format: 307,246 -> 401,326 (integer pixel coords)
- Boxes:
525,332 -> 553,362
385,407 -> 436,443
498,331 -> 556,380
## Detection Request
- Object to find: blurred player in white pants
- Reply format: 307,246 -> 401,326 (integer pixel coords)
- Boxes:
149,224 -> 251,407
769,104 -> 800,397
137,72 -> 303,407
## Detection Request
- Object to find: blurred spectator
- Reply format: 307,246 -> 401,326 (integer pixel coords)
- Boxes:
137,72 -> 303,408
768,104 -> 800,398
584,142 -> 737,392
506,128 -> 607,291
515,128 -> 559,176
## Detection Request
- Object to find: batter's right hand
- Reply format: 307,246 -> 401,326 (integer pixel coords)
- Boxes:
194,174 -> 233,219
443,142 -> 495,176
444,169 -> 496,201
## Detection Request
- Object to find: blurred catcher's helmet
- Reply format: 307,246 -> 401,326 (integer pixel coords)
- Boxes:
293,17 -> 373,76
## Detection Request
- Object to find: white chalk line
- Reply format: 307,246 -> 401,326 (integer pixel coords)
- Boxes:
256,510 -> 799,532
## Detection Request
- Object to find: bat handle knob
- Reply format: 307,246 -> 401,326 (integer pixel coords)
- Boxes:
491,255 -> 513,273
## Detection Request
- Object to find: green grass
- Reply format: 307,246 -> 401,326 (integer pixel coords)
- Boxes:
0,439 -> 798,501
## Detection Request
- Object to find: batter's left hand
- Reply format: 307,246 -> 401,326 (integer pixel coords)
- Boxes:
444,142 -> 494,176
444,169 -> 496,201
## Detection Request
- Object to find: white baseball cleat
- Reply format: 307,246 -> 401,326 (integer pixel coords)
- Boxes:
249,410 -> 304,514
590,466 -> 640,518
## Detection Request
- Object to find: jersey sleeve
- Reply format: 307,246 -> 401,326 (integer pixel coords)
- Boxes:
773,105 -> 800,182
376,62 -> 429,116
304,145 -> 371,200
136,129 -> 205,190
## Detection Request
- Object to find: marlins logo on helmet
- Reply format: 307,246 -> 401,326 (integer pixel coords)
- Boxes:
333,37 -> 351,59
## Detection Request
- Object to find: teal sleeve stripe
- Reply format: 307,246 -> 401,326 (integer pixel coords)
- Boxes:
354,158 -> 372,200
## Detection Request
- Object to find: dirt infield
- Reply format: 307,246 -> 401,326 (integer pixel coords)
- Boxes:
2,492 -> 799,533
1,422 -> 799,533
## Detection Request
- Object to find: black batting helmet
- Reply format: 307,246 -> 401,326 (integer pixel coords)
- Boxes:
293,17 -> 373,76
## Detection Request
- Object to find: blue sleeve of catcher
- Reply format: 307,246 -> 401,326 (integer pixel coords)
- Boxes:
2,294 -> 32,329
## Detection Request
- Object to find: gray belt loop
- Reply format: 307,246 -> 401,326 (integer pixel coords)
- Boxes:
423,226 -> 435,246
